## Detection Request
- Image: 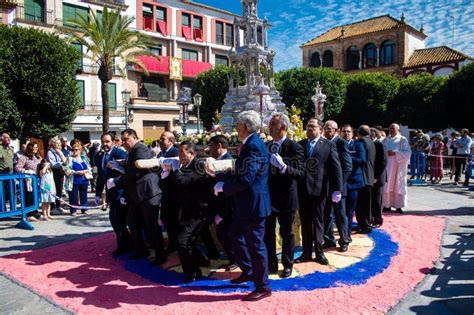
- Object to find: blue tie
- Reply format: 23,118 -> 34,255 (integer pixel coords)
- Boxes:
308,140 -> 316,156
102,152 -> 109,170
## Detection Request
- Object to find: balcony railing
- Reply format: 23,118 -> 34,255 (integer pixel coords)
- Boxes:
81,0 -> 126,9
77,64 -> 121,76
15,4 -> 53,26
82,103 -> 124,112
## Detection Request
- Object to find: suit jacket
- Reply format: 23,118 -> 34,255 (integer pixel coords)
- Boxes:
95,146 -> 127,198
158,146 -> 179,158
373,139 -> 388,187
359,136 -> 376,187
268,138 -> 305,212
298,137 -> 342,198
331,136 -> 352,196
346,139 -> 366,190
115,142 -> 161,205
171,158 -> 212,224
158,146 -> 180,207
212,152 -> 234,218
221,133 -> 271,219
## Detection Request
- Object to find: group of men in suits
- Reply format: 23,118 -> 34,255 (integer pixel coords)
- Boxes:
94,110 -> 390,302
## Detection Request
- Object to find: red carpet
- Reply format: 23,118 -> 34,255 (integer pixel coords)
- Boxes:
0,213 -> 444,314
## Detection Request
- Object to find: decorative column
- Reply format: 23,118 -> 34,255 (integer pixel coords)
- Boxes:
358,50 -> 363,69
376,48 -> 380,67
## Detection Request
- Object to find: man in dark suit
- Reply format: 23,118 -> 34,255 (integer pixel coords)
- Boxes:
370,128 -> 388,227
265,113 -> 305,278
355,125 -> 376,234
341,124 -> 366,241
95,132 -> 130,255
214,110 -> 272,301
158,131 -> 180,254
109,129 -> 166,265
322,120 -> 352,252
296,118 -> 343,265
170,141 -> 212,283
208,135 -> 236,271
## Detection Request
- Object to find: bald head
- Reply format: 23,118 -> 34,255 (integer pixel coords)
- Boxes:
323,120 -> 339,139
160,131 -> 175,151
389,123 -> 400,137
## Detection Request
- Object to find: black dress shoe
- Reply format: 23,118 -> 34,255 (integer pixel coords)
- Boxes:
383,207 -> 392,212
230,273 -> 252,284
129,251 -> 149,260
396,208 -> 404,213
269,267 -> 278,275
358,227 -> 373,234
242,288 -> 272,301
314,253 -> 329,265
294,254 -> 312,263
225,262 -> 239,271
182,269 -> 202,284
323,242 -> 337,249
280,267 -> 292,278
339,244 -> 349,252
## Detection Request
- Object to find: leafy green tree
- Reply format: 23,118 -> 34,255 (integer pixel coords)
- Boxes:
65,6 -> 150,132
192,65 -> 230,130
339,72 -> 399,127
275,67 -> 347,124
0,25 -> 81,141
389,73 -> 447,131
440,63 -> 474,129
0,82 -> 23,139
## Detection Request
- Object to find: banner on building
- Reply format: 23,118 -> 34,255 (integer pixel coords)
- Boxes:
169,57 -> 182,81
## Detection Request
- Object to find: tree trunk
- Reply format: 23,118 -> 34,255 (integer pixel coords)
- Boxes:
101,79 -> 109,132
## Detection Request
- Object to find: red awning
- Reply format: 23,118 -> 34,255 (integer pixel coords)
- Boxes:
182,26 -> 192,40
135,55 -> 169,74
157,21 -> 168,36
182,59 -> 212,78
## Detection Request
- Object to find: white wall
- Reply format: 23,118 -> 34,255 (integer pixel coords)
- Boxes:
433,67 -> 454,77
406,32 -> 425,57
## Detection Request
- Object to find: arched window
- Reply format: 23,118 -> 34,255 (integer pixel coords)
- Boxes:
363,43 -> 377,68
346,46 -> 360,70
322,50 -> 333,67
380,40 -> 396,65
310,52 -> 321,67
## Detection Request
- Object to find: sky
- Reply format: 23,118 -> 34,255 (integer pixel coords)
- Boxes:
194,0 -> 474,71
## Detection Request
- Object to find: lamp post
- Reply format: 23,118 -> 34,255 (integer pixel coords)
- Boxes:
121,89 -> 131,129
193,93 -> 202,134
252,76 -> 270,130
177,87 -> 192,135
311,81 -> 327,121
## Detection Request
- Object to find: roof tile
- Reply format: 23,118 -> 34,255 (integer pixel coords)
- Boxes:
403,46 -> 472,68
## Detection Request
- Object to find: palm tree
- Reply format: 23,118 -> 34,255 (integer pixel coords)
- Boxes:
64,6 -> 150,132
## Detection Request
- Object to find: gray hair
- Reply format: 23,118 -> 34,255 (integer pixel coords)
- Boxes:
272,112 -> 291,130
237,110 -> 261,133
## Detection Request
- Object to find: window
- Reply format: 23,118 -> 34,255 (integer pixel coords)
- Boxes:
76,80 -> 85,108
216,21 -> 224,45
226,24 -> 234,47
346,46 -> 360,70
363,43 -> 377,68
193,16 -> 202,30
182,49 -> 198,61
215,54 -> 228,66
310,52 -> 321,67
142,4 -> 153,30
72,42 -> 83,70
63,3 -> 88,27
108,83 -> 116,110
148,45 -> 162,56
322,50 -> 333,67
96,10 -> 102,22
182,79 -> 194,90
257,27 -> 263,46
25,0 -> 45,22
156,7 -> 165,21
380,40 -> 396,66
182,13 -> 190,26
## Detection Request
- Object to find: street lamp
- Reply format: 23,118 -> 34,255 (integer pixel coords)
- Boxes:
311,81 -> 327,121
193,93 -> 202,134
252,76 -> 270,130
177,87 -> 192,135
121,89 -> 131,129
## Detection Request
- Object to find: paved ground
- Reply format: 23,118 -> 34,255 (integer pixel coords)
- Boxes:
0,184 -> 473,314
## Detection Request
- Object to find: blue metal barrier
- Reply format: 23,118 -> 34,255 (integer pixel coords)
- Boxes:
0,173 -> 39,230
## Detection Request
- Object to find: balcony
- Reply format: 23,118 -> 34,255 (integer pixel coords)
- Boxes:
15,4 -> 53,26
80,0 -> 127,10
0,0 -> 17,9
76,64 -> 122,76
79,102 -> 125,115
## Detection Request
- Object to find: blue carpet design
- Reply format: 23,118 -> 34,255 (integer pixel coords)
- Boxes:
121,228 -> 398,293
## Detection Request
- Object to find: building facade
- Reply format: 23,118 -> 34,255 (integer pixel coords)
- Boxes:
301,14 -> 472,78
1,0 -> 240,143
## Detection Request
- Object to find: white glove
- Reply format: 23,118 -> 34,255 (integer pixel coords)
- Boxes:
214,214 -> 223,225
214,182 -> 224,196
94,196 -> 102,205
160,169 -> 170,179
270,153 -> 287,173
106,178 -> 116,189
332,191 -> 342,203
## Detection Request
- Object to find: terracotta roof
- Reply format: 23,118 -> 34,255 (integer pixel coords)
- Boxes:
302,14 -> 424,47
403,46 -> 473,68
